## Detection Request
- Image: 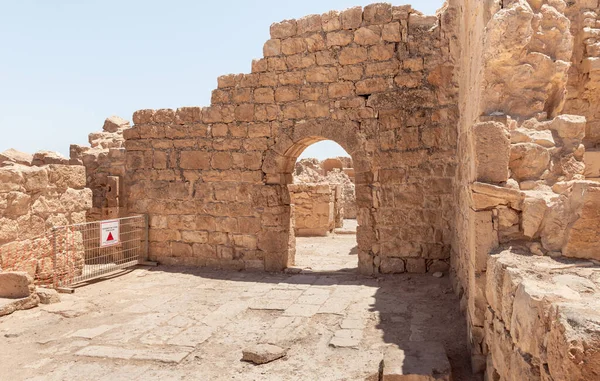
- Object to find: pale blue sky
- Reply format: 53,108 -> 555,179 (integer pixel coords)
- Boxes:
0,0 -> 444,160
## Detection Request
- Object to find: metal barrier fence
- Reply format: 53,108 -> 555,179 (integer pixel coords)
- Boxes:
0,215 -> 148,288
52,215 -> 148,287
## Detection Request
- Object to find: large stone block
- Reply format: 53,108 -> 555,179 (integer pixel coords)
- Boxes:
0,272 -> 34,298
510,143 -> 550,181
584,150 -> 600,178
473,122 -> 510,183
563,184 -> 600,260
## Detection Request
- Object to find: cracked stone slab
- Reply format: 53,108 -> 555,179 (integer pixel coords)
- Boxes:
68,324 -> 120,339
329,329 -> 363,348
75,345 -> 193,364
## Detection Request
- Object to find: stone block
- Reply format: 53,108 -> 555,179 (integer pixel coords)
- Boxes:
363,3 -> 392,25
270,20 -> 297,39
36,288 -> 60,304
0,149 -> 33,166
584,150 -> 600,178
242,344 -> 287,365
180,151 -> 210,170
563,184 -> 600,260
380,257 -> 405,274
341,6 -> 362,29
0,272 -> 34,298
473,122 -> 510,183
103,116 -> 130,133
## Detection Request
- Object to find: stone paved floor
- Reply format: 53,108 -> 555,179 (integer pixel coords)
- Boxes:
294,220 -> 359,273
0,236 -> 474,381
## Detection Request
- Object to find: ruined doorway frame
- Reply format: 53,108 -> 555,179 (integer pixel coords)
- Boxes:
262,120 -> 376,274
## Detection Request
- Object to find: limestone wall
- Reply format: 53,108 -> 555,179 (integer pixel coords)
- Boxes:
124,3 -> 459,274
288,183 -> 338,236
0,153 -> 92,284
486,249 -> 600,381
451,0 -> 600,377
70,116 -> 130,221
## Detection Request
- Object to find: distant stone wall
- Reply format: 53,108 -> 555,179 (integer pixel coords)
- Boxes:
70,116 -> 130,221
0,154 -> 92,284
288,184 -> 340,236
295,157 -> 357,218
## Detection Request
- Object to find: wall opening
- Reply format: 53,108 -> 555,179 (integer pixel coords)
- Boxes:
287,140 -> 358,273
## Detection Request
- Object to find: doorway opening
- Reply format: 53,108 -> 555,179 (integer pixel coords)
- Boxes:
288,140 -> 358,273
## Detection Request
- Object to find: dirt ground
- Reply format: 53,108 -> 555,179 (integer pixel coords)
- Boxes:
0,231 -> 475,381
294,220 -> 358,273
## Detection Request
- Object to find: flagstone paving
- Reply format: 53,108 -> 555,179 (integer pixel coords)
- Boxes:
0,236 -> 474,381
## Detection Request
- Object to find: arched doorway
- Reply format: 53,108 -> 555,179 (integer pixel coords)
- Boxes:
262,120 -> 377,274
289,140 -> 358,272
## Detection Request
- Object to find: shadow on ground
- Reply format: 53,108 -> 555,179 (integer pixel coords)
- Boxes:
149,265 -> 475,380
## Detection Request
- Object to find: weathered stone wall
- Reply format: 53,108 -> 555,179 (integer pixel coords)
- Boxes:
562,1 -> 600,181
451,0 -> 600,377
564,0 -> 600,149
0,152 -> 92,284
486,249 -> 600,381
124,3 -> 459,274
288,183 -> 339,236
70,116 -> 130,221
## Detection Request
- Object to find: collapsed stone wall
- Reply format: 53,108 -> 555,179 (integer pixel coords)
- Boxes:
452,0 -> 600,378
125,3 -> 459,274
562,1 -> 600,180
288,183 -> 341,237
295,157 -> 357,218
0,150 -> 92,285
70,116 -> 130,221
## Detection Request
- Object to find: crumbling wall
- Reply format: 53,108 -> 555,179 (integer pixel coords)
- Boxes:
452,0 -> 600,377
0,151 -> 92,285
124,3 -> 459,274
70,116 -> 130,221
288,183 -> 338,236
562,1 -> 600,180
295,157 -> 357,218
486,249 -> 600,381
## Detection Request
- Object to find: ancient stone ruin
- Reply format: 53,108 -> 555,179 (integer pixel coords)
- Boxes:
2,1 -> 600,380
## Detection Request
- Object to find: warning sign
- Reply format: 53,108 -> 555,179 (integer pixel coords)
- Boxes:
100,220 -> 120,247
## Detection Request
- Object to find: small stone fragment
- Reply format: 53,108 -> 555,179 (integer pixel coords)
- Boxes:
433,272 -> 444,278
242,344 -> 287,365
36,288 -> 61,304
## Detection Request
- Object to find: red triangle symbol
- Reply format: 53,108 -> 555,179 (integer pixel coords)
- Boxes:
107,232 -> 114,241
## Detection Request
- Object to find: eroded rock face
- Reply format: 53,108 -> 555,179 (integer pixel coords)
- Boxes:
481,0 -> 572,119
